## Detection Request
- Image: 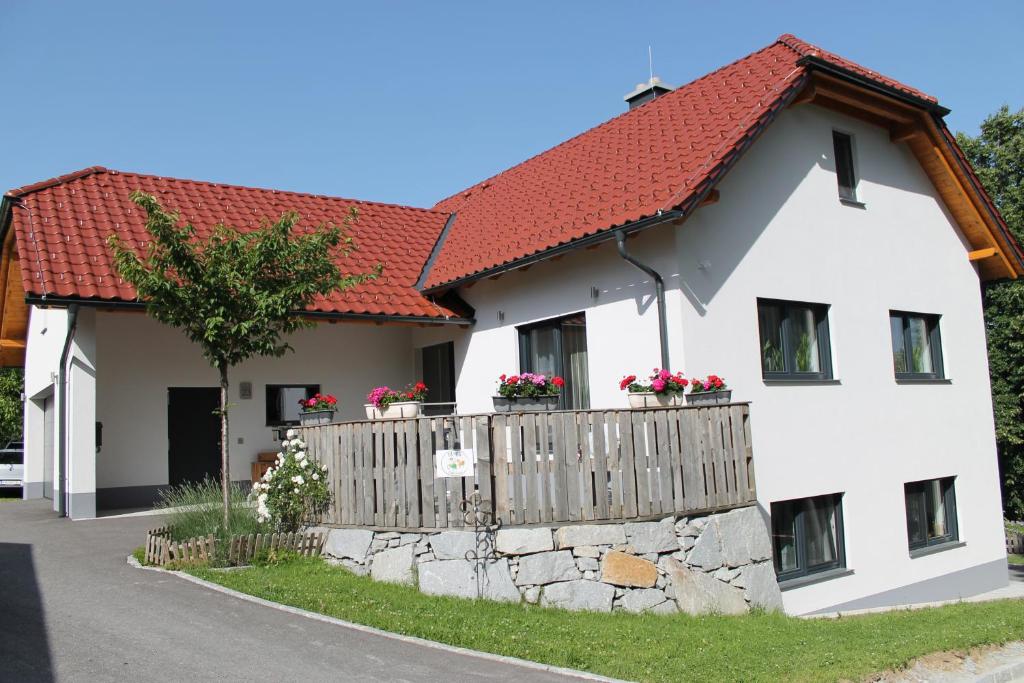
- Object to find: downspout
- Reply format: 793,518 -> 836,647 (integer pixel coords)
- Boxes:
615,230 -> 670,369
57,304 -> 79,518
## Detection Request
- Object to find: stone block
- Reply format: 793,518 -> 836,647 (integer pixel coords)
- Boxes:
572,545 -> 601,558
686,521 -> 723,570
541,580 -> 615,612
430,530 -> 478,560
324,529 -> 374,562
576,557 -> 599,572
495,527 -> 554,555
713,506 -> 774,567
714,566 -> 741,583
618,587 -> 669,613
600,551 -> 657,588
417,558 -> 520,602
400,533 -> 422,546
523,586 -> 541,604
739,562 -> 784,612
663,557 -> 747,615
370,545 -> 415,585
649,600 -> 679,615
554,524 -> 627,549
515,550 -> 581,586
625,520 -> 680,554
377,531 -> 400,540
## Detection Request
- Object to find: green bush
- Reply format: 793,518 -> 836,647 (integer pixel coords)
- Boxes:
157,478 -> 268,546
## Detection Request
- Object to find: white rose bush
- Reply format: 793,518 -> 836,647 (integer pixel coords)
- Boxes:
250,429 -> 330,533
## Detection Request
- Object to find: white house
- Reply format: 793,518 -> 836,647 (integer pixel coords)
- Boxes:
1,34 -> 1020,615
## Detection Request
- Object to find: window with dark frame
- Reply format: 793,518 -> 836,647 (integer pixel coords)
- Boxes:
904,477 -> 958,552
757,299 -> 833,380
833,130 -> 858,202
771,493 -> 846,582
518,313 -> 590,410
419,342 -> 456,416
265,384 -> 320,426
889,311 -> 944,380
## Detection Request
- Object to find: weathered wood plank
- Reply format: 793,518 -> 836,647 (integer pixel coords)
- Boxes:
591,411 -> 610,519
402,420 -> 419,527
382,420 -> 397,527
509,413 -> 524,525
550,410 -> 569,522
536,412 -> 551,523
680,408 -> 705,511
475,416 -> 494,518
619,411 -> 637,519
361,422 -> 375,526
561,412 -> 581,522
654,409 -> 674,514
606,411 -> 622,519
492,413 -> 510,525
522,412 -> 539,524
708,407 -> 730,507
632,411 -> 651,517
578,412 -> 595,521
418,417 -> 435,528
433,418 -> 449,529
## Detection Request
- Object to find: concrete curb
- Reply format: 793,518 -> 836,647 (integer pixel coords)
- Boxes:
975,659 -> 1024,683
126,555 -> 625,682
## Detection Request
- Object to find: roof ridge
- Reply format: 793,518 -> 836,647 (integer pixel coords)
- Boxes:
432,39 -> 796,210
5,166 -> 109,198
8,166 -> 448,217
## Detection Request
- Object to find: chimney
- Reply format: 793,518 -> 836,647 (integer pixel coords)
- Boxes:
624,76 -> 674,110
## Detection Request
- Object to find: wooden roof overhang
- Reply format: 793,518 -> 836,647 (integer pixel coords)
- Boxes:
0,208 -> 27,367
792,67 -> 1024,282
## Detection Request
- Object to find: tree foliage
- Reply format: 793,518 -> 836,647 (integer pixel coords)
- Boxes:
957,105 -> 1024,518
0,368 -> 24,445
109,192 -> 377,526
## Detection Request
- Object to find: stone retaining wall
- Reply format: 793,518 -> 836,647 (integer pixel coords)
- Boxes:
319,505 -> 783,614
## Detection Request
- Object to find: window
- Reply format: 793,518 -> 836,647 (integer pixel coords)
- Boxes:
833,131 -> 858,202
771,493 -> 846,582
518,313 -> 590,409
265,384 -> 319,426
757,299 -> 833,380
419,342 -> 456,416
905,477 -> 958,552
890,312 -> 944,379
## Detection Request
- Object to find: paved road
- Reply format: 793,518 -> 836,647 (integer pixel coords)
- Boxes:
0,500 -> 581,682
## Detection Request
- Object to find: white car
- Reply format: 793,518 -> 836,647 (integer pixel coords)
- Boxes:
0,441 -> 23,489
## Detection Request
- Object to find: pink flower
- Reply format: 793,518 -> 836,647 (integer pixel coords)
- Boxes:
651,379 -> 666,392
658,369 -> 671,380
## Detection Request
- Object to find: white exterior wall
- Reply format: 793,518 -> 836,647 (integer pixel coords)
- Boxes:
673,104 -> 1006,614
23,305 -> 66,504
93,313 -> 417,494
430,104 -> 1006,614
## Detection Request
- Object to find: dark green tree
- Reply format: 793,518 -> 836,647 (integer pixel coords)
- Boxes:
958,106 -> 1024,518
109,192 -> 377,528
0,368 -> 24,445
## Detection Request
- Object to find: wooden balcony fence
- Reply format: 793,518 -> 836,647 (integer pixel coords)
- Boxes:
300,403 -> 757,531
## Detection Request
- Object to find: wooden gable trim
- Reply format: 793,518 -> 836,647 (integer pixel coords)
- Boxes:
0,228 -> 27,366
792,73 -> 1022,281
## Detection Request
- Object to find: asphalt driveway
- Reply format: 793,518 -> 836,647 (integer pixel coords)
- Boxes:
0,500 -> 583,682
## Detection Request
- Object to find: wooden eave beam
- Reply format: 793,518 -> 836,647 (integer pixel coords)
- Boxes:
890,122 -> 923,144
809,74 -> 918,124
699,189 -> 720,207
969,247 -> 998,262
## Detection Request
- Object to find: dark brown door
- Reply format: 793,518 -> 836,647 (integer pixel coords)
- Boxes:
167,388 -> 221,487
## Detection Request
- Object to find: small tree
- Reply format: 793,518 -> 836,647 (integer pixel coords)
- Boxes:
109,192 -> 377,528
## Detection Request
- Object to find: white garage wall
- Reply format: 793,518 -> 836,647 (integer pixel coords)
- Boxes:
93,313 -> 420,491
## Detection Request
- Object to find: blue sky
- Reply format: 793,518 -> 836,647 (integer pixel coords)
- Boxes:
2,1 -> 1021,208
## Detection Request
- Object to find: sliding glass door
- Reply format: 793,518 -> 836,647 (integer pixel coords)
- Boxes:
518,313 -> 590,409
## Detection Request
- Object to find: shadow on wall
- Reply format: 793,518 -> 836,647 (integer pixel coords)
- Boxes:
0,543 -> 55,682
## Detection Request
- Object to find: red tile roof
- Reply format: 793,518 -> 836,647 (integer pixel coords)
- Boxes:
4,167 -> 466,320
422,34 -> 938,289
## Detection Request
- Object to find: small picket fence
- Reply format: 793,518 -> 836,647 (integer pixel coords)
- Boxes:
144,526 -> 325,567
1008,531 -> 1024,555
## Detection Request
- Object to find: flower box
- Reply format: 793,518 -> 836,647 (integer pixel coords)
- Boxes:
364,400 -> 423,420
627,392 -> 682,409
685,390 -> 732,406
299,409 -> 335,426
492,395 -> 559,413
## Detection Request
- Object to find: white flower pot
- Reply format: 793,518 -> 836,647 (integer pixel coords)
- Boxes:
299,409 -> 335,426
492,395 -> 560,412
364,401 -> 423,420
627,392 -> 682,409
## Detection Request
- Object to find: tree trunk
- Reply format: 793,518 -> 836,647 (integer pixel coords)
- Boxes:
218,362 -> 230,531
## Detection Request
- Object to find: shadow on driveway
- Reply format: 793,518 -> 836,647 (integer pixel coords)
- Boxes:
0,542 -> 54,682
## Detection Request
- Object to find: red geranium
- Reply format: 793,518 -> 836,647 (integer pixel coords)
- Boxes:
552,376 -> 565,387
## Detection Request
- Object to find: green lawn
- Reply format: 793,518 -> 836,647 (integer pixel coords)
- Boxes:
191,558 -> 1024,683
1010,554 -> 1024,566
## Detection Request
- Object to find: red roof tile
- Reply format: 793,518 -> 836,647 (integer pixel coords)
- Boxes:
5,167 -> 466,320
422,34 -> 938,288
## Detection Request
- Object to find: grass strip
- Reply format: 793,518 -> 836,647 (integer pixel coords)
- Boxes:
191,558 -> 1024,683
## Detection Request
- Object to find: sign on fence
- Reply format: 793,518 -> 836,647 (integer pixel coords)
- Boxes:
435,448 -> 476,478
